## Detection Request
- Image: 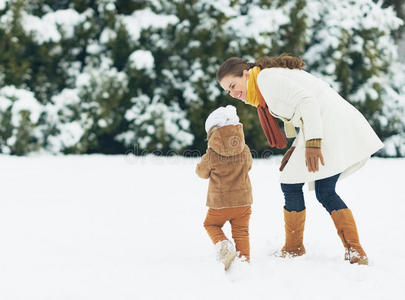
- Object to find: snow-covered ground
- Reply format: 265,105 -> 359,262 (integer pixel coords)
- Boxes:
0,154 -> 404,300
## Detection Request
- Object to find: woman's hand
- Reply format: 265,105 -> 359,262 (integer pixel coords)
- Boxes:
279,146 -> 295,171
305,147 -> 325,172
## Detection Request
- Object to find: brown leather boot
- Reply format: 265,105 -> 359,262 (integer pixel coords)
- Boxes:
281,209 -> 306,257
331,208 -> 368,265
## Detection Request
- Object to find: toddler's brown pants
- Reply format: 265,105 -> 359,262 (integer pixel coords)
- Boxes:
204,206 -> 251,261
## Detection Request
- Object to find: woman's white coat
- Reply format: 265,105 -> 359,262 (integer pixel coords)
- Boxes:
256,68 -> 383,185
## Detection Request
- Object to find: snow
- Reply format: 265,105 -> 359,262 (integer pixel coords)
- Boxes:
122,8 -> 178,43
21,9 -> 84,44
46,122 -> 84,153
198,0 -> 238,18
86,42 -> 104,55
0,0 -> 7,11
121,95 -> 193,151
97,0 -> 116,13
224,4 -> 290,45
99,28 -> 117,44
0,85 -> 42,126
0,155 -> 404,299
128,50 -> 155,70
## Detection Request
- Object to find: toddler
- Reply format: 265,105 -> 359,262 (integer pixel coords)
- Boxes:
196,105 -> 253,270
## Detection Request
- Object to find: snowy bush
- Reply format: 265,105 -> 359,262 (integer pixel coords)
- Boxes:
0,86 -> 43,155
117,94 -> 193,153
20,9 -> 84,44
0,0 -> 404,156
44,56 -> 129,153
378,61 -> 405,156
42,88 -> 84,153
302,0 -> 405,156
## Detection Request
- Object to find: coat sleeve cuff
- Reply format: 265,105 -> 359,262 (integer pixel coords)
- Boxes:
305,139 -> 322,148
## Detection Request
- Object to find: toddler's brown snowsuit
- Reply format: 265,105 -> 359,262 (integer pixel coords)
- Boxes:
196,124 -> 253,261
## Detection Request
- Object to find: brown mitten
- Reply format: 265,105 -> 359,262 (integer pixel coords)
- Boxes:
305,139 -> 325,172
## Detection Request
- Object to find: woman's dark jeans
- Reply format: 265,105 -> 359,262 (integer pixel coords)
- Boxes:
280,174 -> 347,214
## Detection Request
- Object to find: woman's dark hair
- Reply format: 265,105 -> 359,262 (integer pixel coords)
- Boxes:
216,54 -> 305,82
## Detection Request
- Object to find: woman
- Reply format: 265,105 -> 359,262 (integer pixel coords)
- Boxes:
216,55 -> 383,265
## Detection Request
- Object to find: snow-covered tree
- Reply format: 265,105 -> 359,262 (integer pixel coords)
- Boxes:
0,0 -> 196,154
113,1 -> 194,153
303,0 -> 405,156
44,56 -> 129,153
0,0 -> 404,156
0,86 -> 43,155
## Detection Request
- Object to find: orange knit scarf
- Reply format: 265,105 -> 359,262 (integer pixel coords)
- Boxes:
246,67 -> 287,149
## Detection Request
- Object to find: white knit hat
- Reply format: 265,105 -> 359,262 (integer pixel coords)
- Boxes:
205,105 -> 240,133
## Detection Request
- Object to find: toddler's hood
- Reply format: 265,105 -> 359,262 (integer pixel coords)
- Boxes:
208,124 -> 246,156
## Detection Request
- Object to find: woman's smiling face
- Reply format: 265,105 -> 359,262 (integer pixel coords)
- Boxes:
219,70 -> 249,102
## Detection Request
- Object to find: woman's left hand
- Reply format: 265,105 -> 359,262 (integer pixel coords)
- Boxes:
305,147 -> 325,172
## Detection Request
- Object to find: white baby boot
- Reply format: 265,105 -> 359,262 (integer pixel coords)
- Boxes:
216,240 -> 237,270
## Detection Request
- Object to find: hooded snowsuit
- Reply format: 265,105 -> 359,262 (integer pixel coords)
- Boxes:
196,123 -> 253,261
